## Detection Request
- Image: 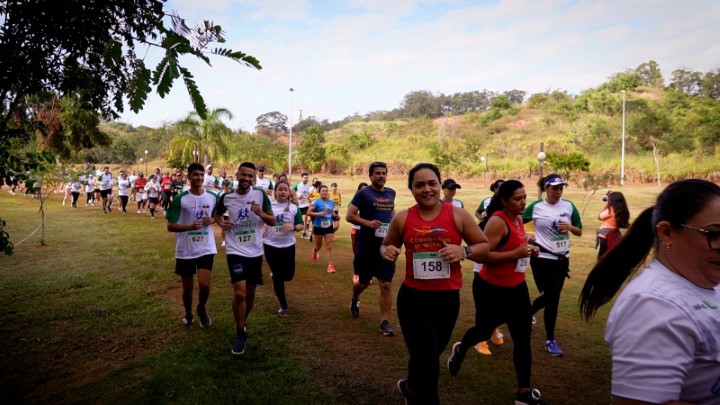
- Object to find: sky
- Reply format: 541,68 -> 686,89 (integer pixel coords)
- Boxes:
118,0 -> 720,131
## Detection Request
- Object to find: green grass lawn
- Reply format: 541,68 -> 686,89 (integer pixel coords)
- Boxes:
0,177 -> 662,404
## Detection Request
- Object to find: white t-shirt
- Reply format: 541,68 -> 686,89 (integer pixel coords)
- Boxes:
606,259 -> 720,405
70,181 -> 82,193
295,182 -> 312,208
522,198 -> 582,259
203,174 -> 216,190
145,181 -> 161,198
98,173 -> 114,191
215,188 -> 272,258
165,190 -> 218,259
117,178 -> 131,196
84,178 -> 95,193
263,200 -> 303,249
256,177 -> 273,193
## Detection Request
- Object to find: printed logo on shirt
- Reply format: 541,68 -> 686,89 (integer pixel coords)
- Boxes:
693,300 -> 718,310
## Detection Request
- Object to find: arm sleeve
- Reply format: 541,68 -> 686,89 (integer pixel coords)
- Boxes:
521,200 -> 540,223
569,201 -> 583,228
293,209 -> 303,225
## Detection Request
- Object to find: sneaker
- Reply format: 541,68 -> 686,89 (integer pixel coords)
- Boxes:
181,316 -> 193,329
327,265 -> 336,273
545,340 -> 564,357
379,320 -> 395,336
447,342 -> 464,376
352,274 -> 359,284
311,251 -> 318,262
301,231 -> 307,238
532,316 -> 537,326
278,308 -> 289,316
232,331 -> 248,356
515,388 -> 546,405
491,328 -> 504,345
308,234 -> 313,242
197,305 -> 212,328
397,379 -> 412,404
350,292 -> 360,318
475,341 -> 492,355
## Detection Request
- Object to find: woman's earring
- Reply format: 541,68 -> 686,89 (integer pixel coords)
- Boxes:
663,242 -> 672,250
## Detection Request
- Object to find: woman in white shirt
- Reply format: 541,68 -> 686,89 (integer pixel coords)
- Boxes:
144,174 -> 162,219
116,171 -> 132,214
580,179 -> 720,405
262,181 -> 304,315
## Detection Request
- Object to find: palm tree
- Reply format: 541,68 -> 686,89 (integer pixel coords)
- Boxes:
168,108 -> 234,166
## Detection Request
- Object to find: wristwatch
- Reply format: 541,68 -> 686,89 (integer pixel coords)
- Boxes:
464,246 -> 472,260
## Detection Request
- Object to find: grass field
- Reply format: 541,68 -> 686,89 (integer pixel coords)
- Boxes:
0,175 -> 663,404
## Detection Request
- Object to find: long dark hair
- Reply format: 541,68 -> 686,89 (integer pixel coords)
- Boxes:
607,191 -> 630,229
480,180 -> 524,230
579,179 -> 720,320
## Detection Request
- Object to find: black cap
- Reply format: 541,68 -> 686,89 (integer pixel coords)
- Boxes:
258,165 -> 265,171
442,179 -> 461,189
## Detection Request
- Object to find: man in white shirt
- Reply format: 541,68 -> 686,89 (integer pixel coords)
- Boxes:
293,173 -> 312,238
255,165 -> 274,197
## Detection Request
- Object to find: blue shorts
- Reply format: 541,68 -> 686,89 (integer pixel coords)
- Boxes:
175,254 -> 215,277
354,252 -> 395,284
227,254 -> 264,285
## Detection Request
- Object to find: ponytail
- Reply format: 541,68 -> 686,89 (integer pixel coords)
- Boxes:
579,206 -> 655,320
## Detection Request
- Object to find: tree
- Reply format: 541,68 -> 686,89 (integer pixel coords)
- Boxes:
168,108 -> 234,167
546,152 -> 590,179
297,126 -> 326,172
255,111 -> 288,136
669,68 -> 703,96
0,0 -> 261,186
635,60 -> 664,88
502,89 -> 527,104
401,90 -> 442,118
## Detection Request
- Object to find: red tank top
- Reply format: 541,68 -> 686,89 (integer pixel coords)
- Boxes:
402,202 -> 463,291
479,210 -> 528,287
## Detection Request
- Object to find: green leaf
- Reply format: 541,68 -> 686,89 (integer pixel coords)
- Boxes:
127,60 -> 152,113
153,53 -> 180,98
210,48 -> 262,70
180,67 -> 207,119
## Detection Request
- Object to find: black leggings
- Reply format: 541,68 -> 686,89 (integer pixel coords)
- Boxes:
529,256 -> 569,341
264,244 -> 296,310
162,190 -> 173,211
458,275 -> 532,388
86,192 -> 93,204
119,195 -> 129,213
397,284 -> 459,405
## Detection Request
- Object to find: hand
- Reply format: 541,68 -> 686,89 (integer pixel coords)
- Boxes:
202,213 -> 213,225
250,201 -> 262,215
369,219 -> 382,229
557,221 -> 570,233
382,245 -> 401,262
219,219 -> 233,231
513,244 -> 533,259
439,241 -> 463,263
191,220 -> 204,230
282,223 -> 294,232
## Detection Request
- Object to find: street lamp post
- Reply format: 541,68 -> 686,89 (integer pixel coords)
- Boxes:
480,156 -> 487,188
288,88 -> 294,178
144,150 -> 148,174
537,143 -> 546,200
139,158 -> 143,174
621,90 -> 626,186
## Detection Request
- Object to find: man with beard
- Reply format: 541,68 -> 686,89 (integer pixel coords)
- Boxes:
346,161 -> 397,336
214,162 -> 275,356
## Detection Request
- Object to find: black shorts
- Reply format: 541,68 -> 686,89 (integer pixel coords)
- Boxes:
313,225 -> 334,236
354,251 -> 396,284
148,197 -> 159,204
299,206 -> 309,215
264,244 -> 296,282
227,254 -> 264,285
175,254 -> 215,277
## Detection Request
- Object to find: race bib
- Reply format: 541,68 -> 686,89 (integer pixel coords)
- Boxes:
412,252 -> 450,279
550,237 -> 569,253
375,223 -> 390,238
515,257 -> 530,273
272,223 -> 287,234
187,231 -> 209,245
234,229 -> 257,246
320,219 -> 332,228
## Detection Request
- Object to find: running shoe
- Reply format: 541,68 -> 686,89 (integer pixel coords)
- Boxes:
308,234 -> 313,242
515,388 -> 546,405
327,265 -> 336,273
532,316 -> 537,326
197,305 -> 212,328
278,308 -> 289,316
447,342 -> 465,376
350,292 -> 360,318
232,331 -> 248,356
301,231 -> 307,238
311,251 -> 318,262
545,340 -> 564,357
491,328 -> 504,345
379,320 -> 395,336
397,379 -> 412,405
181,316 -> 193,329
475,341 -> 492,356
